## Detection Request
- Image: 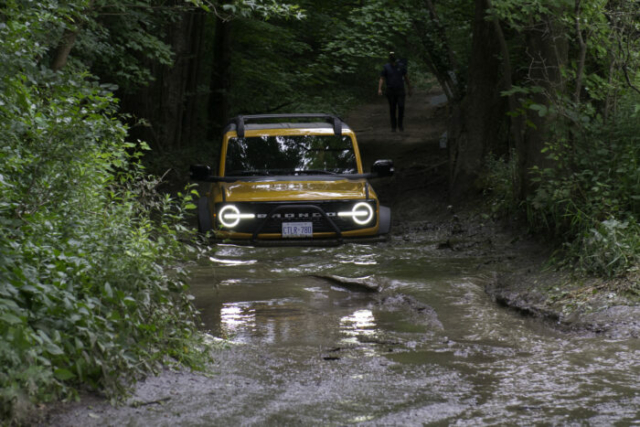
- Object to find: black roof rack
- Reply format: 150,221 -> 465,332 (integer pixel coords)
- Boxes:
230,114 -> 344,138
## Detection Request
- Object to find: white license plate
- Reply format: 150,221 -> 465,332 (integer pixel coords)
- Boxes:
282,222 -> 313,238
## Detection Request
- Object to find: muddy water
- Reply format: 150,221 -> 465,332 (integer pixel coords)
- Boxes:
50,236 -> 640,426
183,238 -> 640,426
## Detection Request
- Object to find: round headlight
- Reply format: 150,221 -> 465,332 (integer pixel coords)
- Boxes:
219,205 -> 241,228
351,202 -> 374,225
218,205 -> 255,228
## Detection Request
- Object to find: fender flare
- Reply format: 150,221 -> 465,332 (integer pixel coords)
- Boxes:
378,205 -> 392,235
198,196 -> 213,233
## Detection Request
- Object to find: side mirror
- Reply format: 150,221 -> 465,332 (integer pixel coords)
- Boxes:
190,164 -> 212,181
371,159 -> 394,178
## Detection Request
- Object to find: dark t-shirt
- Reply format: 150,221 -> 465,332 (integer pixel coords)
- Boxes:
380,63 -> 406,91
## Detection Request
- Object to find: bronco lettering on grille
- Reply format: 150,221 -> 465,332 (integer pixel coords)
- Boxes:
256,212 -> 337,219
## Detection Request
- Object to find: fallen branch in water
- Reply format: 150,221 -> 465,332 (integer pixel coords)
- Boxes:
312,275 -> 381,292
129,397 -> 172,407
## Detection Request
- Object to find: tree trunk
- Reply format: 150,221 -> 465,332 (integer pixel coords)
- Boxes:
486,0 -> 524,152
158,13 -> 187,151
50,1 -> 94,71
121,8 -> 211,155
208,15 -> 232,139
518,14 -> 568,197
51,29 -> 78,71
573,0 -> 587,105
423,0 -> 459,73
411,19 -> 460,102
183,10 -> 207,147
448,0 -> 507,200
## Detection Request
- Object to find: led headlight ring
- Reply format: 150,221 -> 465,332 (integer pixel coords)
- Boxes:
219,205 -> 241,228
351,202 -> 374,225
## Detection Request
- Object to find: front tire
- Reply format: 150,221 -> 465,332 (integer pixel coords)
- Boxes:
198,196 -> 213,233
378,205 -> 391,234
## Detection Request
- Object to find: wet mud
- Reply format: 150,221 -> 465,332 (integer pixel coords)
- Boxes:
43,89 -> 640,425
45,239 -> 640,426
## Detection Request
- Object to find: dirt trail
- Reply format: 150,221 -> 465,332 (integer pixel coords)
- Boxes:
346,87 -> 450,225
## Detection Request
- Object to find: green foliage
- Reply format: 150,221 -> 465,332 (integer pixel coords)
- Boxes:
318,1 -> 413,75
481,151 -> 521,217
410,0 -> 471,81
222,0 -> 305,20
228,17 -> 314,115
480,0 -> 640,280
488,0 -> 562,31
0,2 -> 209,423
526,95 -> 640,277
76,0 -> 305,93
226,1 -> 393,117
77,1 -> 184,91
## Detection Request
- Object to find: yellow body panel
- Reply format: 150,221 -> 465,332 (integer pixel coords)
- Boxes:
222,179 -> 369,202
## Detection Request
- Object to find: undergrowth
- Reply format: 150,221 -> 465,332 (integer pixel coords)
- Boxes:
485,94 -> 640,279
0,8 -> 210,424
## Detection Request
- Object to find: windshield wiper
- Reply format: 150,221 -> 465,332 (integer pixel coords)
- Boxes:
293,169 -> 338,175
227,170 -> 269,176
232,169 -> 341,176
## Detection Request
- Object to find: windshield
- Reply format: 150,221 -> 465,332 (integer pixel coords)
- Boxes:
225,134 -> 358,176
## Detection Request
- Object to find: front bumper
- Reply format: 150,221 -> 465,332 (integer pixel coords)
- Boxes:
213,200 -> 380,240
210,234 -> 390,247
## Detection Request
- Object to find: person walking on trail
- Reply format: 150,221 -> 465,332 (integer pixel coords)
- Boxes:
378,52 -> 412,132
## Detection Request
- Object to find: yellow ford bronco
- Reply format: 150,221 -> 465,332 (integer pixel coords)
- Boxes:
190,114 -> 393,245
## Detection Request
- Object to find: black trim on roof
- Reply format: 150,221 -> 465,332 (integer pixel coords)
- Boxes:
198,173 -> 376,183
229,114 -> 345,138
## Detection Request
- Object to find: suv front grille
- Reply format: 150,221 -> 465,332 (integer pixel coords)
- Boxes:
216,201 -> 377,235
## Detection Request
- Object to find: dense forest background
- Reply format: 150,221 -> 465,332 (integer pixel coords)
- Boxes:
1,0 -> 639,422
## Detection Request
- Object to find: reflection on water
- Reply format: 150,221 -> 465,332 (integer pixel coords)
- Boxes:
339,309 -> 379,356
220,303 -> 256,337
218,303 -> 383,348
340,309 -> 377,338
209,256 -> 258,266
189,239 -> 640,425
336,251 -> 378,266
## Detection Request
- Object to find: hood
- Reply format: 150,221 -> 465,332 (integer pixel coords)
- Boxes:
222,179 -> 369,202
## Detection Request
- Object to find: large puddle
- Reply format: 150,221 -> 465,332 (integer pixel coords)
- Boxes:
184,238 -> 640,425
50,237 -> 640,426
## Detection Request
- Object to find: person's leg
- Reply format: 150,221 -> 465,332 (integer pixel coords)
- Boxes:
397,93 -> 406,131
387,93 -> 398,131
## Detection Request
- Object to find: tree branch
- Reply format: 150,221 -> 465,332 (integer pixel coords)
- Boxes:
422,0 -> 459,71
51,29 -> 79,71
50,0 -> 95,71
485,0 -> 523,153
573,0 -> 587,104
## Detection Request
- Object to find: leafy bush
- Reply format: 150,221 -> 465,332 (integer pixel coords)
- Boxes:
481,150 -> 521,217
0,4 -> 208,423
525,95 -> 640,276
